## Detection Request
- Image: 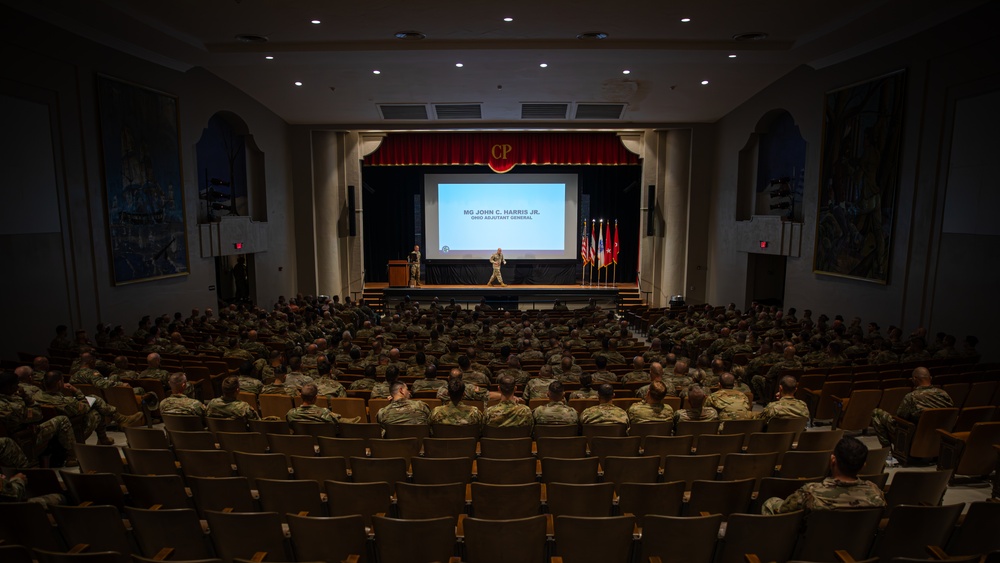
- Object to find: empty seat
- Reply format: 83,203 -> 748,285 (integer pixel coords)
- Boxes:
423,437 -> 478,459
475,457 -> 537,484
187,476 -> 256,516
601,455 -> 660,489
793,507 -> 885,562
661,454 -> 720,490
122,447 -> 178,476
266,433 -> 318,458
617,481 -> 685,524
286,514 -> 369,563
395,482 -> 467,519
686,478 -> 755,518
462,515 -> 547,563
51,505 -> 132,563
639,514 -> 722,563
410,456 -> 473,484
469,482 -> 543,519
232,451 -> 291,488
126,507 -> 214,560
547,482 -> 615,517
204,510 -> 292,563
776,450 -> 831,479
536,436 -> 588,459
717,511 -> 802,563
325,480 -> 392,528
121,473 -> 193,510
541,457 -> 600,484
478,437 -> 532,459
289,455 -> 349,483
553,515 -> 635,563
216,431 -> 269,454
176,449 -> 234,478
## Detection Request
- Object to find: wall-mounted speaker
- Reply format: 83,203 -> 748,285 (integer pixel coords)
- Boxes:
347,185 -> 357,236
646,186 -> 655,236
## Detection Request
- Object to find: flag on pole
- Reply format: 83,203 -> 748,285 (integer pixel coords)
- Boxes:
587,219 -> 597,266
580,220 -> 589,265
604,221 -> 612,266
613,220 -> 620,265
597,222 -> 605,269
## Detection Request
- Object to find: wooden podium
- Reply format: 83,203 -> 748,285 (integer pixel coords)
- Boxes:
388,260 -> 409,287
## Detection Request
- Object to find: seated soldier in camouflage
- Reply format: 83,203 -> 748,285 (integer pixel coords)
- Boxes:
430,378 -> 485,427
407,352 -> 432,380
369,366 -> 400,400
286,383 -> 343,430
36,371 -> 144,444
627,380 -> 674,425
590,356 -> 618,385
376,381 -> 431,430
412,363 -> 446,393
532,381 -> 579,426
620,356 -> 650,384
0,370 -> 77,467
495,355 -> 531,385
579,384 -> 629,427
757,375 -> 810,426
235,360 -> 263,395
569,373 -> 598,400
635,362 -> 667,399
485,375 -> 533,429
674,385 -> 718,423
553,355 -> 583,383
1,471 -> 65,507
313,363 -> 347,398
705,372 -> 752,420
349,365 -> 378,391
762,436 -> 885,514
206,376 -> 260,421
523,365 -> 559,402
870,367 -> 953,447
159,373 -> 206,419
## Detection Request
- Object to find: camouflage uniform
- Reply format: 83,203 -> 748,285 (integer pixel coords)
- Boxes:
705,389 -> 752,420
71,369 -> 124,389
484,400 -> 533,428
870,386 -> 954,447
552,365 -> 583,382
762,477 -> 886,514
752,358 -> 804,402
0,394 -> 75,463
376,399 -> 431,428
523,378 -> 557,401
286,404 -> 341,424
532,401 -> 579,426
592,370 -> 619,385
348,377 -> 377,391
757,396 -> 810,424
315,378 -> 347,398
579,403 -> 629,426
237,376 -> 263,395
0,437 -> 31,468
621,370 -> 650,384
627,401 -> 674,425
436,384 -> 488,403
430,402 -> 484,426
284,372 -> 315,388
569,388 -> 599,400
665,374 -> 693,392
674,407 -> 719,423
159,394 -> 206,417
206,397 -> 260,420
370,382 -> 391,400
34,390 -> 112,440
461,370 -> 491,387
412,378 -> 447,393
495,368 -> 531,386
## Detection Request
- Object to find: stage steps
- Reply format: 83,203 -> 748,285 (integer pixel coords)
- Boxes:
361,286 -> 385,315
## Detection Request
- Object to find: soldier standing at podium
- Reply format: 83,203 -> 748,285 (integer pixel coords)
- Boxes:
408,245 -> 421,287
487,247 -> 506,287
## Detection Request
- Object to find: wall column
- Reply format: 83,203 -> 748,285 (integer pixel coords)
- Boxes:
311,130 -> 343,296
662,129 -> 692,302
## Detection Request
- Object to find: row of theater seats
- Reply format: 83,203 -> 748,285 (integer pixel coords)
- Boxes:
2,497 -> 998,563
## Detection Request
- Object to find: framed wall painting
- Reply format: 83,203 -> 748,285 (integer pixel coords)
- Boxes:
97,74 -> 189,285
813,69 -> 906,284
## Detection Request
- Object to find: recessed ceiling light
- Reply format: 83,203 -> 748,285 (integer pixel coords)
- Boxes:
265,55 -> 274,60
539,63 -> 548,68
394,31 -> 426,40
373,70 -> 381,75
681,18 -> 691,23
577,32 -> 608,40
701,80 -> 709,85
310,19 -> 321,25
455,63 -> 464,68
503,17 -> 513,22
622,70 -> 631,75
728,54 -> 737,58
294,81 -> 303,86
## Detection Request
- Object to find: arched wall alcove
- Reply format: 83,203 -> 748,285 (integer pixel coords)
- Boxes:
735,109 -> 806,222
195,111 -> 267,223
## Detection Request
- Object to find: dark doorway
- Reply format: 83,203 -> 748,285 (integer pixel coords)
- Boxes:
746,253 -> 786,309
215,254 -> 256,306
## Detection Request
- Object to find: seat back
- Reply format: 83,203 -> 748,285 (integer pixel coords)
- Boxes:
470,482 -> 542,520
642,435 -> 694,465
954,421 -> 1000,476
0,501 -> 65,553
694,433 -> 745,462
316,437 -> 366,467
205,418 -> 249,433
750,476 -> 822,513
776,450 -> 830,479
478,437 -> 532,459
186,476 -> 256,516
553,515 -> 635,563
481,424 -> 533,438
121,474 -> 192,510
286,514 -> 369,563
257,394 -> 294,419
463,515 -> 548,563
541,456 -> 600,484
745,431 -> 795,458
51,505 -> 132,563
794,429 -> 844,452
476,457 -> 537,484
794,507 -> 884,562
410,456 -> 473,484
289,455 -> 349,483
60,471 -> 125,510
547,482 -> 615,517
717,512 -> 802,563
124,427 -> 169,450
628,420 -> 673,440
874,504 -> 964,563
423,437 -> 478,459
765,417 -> 808,441
216,431 -> 268,454
161,414 -> 204,431
639,514 -> 722,563
617,481 -> 685,524
687,478 -> 755,518
719,452 -> 778,490
884,469 -> 952,512
369,437 -> 420,462
952,406 -> 997,433
168,430 -> 217,451
288,421 -> 339,439
946,501 -> 1000,556
535,436 -> 588,459
836,389 -> 883,432
327,397 -> 368,422
123,447 -> 179,476
662,454 -> 721,490
325,480 -> 393,528
349,456 -> 408,491
429,423 -> 481,439
372,515 -> 457,563
74,444 -> 126,476
588,436 -> 641,463
255,478 -> 324,521
204,510 -> 291,563
125,507 -> 213,560
266,433 -> 318,457
395,482 -> 467,519
601,456 -> 660,489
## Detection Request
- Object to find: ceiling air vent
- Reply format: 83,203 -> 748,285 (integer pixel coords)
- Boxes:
434,104 -> 482,119
574,103 -> 626,119
521,103 -> 569,119
378,104 -> 429,120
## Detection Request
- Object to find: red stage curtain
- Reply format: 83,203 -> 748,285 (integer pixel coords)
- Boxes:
364,132 -> 639,173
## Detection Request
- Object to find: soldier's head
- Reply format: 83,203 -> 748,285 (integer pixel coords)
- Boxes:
44,371 -> 64,392
632,356 -> 644,370
595,356 -> 608,370
778,375 -> 798,396
498,375 -> 516,398
299,383 -> 319,405
649,362 -> 663,380
147,353 -> 161,368
911,367 -> 932,386
673,361 -> 688,376
579,373 -> 593,389
539,365 -> 553,379
686,385 -> 707,410
597,384 -> 615,403
389,380 -> 409,400
507,355 -> 521,368
222,376 -> 240,398
33,356 -> 50,372
720,372 -> 736,389
647,380 -> 667,403
14,366 -> 32,383
457,355 -> 471,370
831,436 -> 868,478
385,366 -> 400,384
288,356 -> 302,371
546,381 -> 566,402
447,378 -> 466,405
80,353 -> 95,368
168,372 -> 188,393
364,365 -> 377,380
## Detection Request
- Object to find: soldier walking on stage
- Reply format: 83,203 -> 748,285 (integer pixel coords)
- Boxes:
487,247 -> 506,287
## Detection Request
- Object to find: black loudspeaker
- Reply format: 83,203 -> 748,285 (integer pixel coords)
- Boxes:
347,185 -> 357,236
646,186 -> 655,236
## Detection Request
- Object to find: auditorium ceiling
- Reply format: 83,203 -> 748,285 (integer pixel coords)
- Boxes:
5,0 -> 988,126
